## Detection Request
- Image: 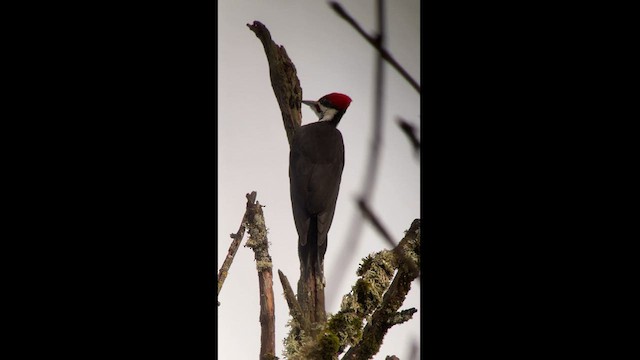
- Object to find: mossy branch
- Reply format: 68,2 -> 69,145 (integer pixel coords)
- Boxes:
342,219 -> 421,360
244,194 -> 278,360
285,219 -> 420,360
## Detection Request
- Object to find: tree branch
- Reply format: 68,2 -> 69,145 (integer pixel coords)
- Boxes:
217,191 -> 258,302
397,117 -> 420,153
278,269 -> 311,334
329,2 -> 421,93
283,219 -> 419,360
358,199 -> 420,278
247,21 -> 303,147
342,219 -> 421,360
244,195 -> 277,360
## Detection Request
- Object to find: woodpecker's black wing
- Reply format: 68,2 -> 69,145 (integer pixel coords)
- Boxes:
289,122 -> 344,266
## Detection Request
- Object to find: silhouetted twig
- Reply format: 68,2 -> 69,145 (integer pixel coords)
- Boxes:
358,199 -> 420,278
330,1 -> 421,93
328,0 -> 387,306
363,0 -> 386,199
357,198 -> 396,248
397,117 -> 420,153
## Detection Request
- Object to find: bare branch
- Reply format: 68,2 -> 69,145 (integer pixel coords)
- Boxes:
217,191 -> 258,300
245,196 -> 277,360
397,117 -> 420,153
362,0 -> 386,199
357,199 -> 396,248
247,21 -> 303,147
329,2 -> 421,93
327,0 -> 389,304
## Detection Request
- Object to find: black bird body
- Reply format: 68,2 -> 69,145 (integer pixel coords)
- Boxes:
289,121 -> 344,274
289,92 -> 351,324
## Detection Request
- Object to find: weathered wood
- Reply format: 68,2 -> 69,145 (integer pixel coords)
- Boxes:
217,191 -> 257,299
247,21 -> 303,148
245,197 -> 277,360
278,269 -> 311,334
297,265 -> 326,328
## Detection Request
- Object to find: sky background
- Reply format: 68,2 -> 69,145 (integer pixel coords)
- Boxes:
217,1 -> 420,359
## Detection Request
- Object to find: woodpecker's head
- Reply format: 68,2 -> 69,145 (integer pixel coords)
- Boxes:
302,93 -> 352,126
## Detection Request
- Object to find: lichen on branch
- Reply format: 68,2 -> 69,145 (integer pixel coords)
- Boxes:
341,219 -> 421,360
244,195 -> 277,360
286,219 -> 420,360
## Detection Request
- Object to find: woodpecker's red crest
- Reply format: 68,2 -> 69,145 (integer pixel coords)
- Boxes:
302,93 -> 352,124
319,93 -> 352,111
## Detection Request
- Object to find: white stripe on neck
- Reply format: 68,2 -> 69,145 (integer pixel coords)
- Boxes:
319,108 -> 338,122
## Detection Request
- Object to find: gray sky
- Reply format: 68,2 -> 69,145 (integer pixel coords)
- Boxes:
217,1 -> 420,358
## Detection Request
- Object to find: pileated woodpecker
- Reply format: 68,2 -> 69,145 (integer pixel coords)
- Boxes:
289,93 -> 352,286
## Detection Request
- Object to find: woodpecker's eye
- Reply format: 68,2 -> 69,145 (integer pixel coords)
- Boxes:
314,104 -> 321,113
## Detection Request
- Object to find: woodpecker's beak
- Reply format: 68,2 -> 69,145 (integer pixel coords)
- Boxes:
302,99 -> 324,120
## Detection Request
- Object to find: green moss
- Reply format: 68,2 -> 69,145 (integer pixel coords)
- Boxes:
327,312 -> 347,332
357,333 -> 382,359
326,308 -> 363,348
314,331 -> 339,358
354,279 -> 371,304
357,255 -> 374,275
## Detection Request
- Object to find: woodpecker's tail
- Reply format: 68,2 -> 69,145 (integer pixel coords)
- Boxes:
299,216 -> 319,278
